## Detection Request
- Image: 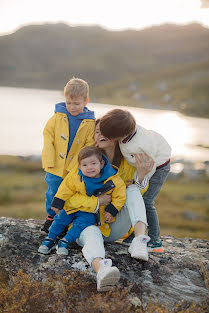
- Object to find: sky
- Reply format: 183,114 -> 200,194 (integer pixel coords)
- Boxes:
0,0 -> 209,35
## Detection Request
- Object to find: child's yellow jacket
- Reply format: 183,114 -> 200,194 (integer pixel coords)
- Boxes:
42,112 -> 95,178
54,171 -> 126,237
59,158 -> 148,237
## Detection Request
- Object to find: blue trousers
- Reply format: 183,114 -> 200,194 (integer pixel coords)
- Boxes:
143,162 -> 170,242
48,209 -> 96,245
45,172 -> 63,216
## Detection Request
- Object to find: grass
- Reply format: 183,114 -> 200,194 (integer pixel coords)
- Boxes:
0,155 -> 209,239
157,179 -> 209,239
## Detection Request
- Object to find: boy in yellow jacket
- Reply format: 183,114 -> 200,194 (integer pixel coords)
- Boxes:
41,78 -> 95,233
38,146 -> 126,258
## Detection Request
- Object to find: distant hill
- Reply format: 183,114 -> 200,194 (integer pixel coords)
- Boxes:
0,22 -> 209,117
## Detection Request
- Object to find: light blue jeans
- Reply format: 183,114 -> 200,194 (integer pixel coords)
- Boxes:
143,162 -> 170,242
45,172 -> 63,216
76,184 -> 147,265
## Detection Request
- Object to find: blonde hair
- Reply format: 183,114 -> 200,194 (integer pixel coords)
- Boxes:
64,77 -> 89,100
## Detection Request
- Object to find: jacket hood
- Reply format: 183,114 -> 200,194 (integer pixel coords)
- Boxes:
101,155 -> 117,179
55,102 -> 95,120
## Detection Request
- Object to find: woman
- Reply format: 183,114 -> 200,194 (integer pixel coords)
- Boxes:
65,120 -> 153,291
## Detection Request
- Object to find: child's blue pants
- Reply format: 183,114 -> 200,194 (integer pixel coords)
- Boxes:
48,209 -> 96,245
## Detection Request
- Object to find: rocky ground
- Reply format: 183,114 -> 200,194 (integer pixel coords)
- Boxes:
0,217 -> 208,309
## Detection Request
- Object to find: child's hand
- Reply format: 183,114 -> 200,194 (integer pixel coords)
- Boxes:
134,152 -> 154,182
98,194 -> 111,206
51,207 -> 60,215
104,212 -> 114,223
126,179 -> 134,186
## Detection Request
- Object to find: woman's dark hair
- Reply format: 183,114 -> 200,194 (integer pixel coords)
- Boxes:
111,142 -> 123,168
95,118 -> 100,126
95,118 -> 123,168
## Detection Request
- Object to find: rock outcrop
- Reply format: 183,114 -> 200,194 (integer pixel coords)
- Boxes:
0,217 -> 208,309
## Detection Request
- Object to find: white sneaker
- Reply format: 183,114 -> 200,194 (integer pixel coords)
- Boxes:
96,259 -> 120,292
128,235 -> 150,261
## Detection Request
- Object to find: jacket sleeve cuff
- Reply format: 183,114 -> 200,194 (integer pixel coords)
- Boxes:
51,197 -> 65,210
105,203 -> 119,217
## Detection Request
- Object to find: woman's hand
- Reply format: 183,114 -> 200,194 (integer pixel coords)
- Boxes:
98,194 -> 112,206
134,152 -> 154,183
104,212 -> 114,223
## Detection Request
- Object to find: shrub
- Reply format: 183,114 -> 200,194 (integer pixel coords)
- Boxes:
0,270 -> 208,313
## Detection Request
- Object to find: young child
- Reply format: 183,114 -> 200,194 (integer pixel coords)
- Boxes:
41,77 -> 95,233
99,109 -> 171,252
38,146 -> 126,258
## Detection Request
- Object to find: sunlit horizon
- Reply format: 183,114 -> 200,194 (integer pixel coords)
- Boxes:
0,0 -> 209,35
1,86 -> 209,162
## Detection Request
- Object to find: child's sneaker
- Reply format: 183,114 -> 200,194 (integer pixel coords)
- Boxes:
97,259 -> 120,292
128,235 -> 150,261
38,238 -> 56,254
147,240 -> 164,253
40,216 -> 54,234
56,239 -> 69,256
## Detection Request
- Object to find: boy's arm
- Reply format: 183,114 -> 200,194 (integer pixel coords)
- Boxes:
42,115 -> 56,169
65,193 -> 98,213
84,121 -> 95,146
65,192 -> 111,213
104,177 -> 126,217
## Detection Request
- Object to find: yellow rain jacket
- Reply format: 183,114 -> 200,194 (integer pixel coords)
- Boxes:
61,158 -> 148,237
42,112 -> 95,178
54,170 -> 126,237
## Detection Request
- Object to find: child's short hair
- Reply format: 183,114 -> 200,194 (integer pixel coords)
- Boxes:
100,109 -> 136,139
78,146 -> 103,164
64,77 -> 89,100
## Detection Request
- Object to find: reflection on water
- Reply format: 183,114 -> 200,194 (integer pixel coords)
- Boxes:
1,86 -> 209,161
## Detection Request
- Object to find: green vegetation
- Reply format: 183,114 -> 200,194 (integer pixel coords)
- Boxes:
0,270 -> 208,313
0,23 -> 209,118
93,59 -> 209,118
157,178 -> 209,239
0,155 -> 208,239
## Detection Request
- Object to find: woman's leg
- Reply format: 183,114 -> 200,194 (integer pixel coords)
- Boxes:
105,184 -> 148,242
76,225 -> 120,291
105,184 -> 149,261
64,212 -> 96,244
76,225 -> 105,267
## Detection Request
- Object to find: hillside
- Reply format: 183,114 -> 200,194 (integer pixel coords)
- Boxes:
0,22 -> 209,117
